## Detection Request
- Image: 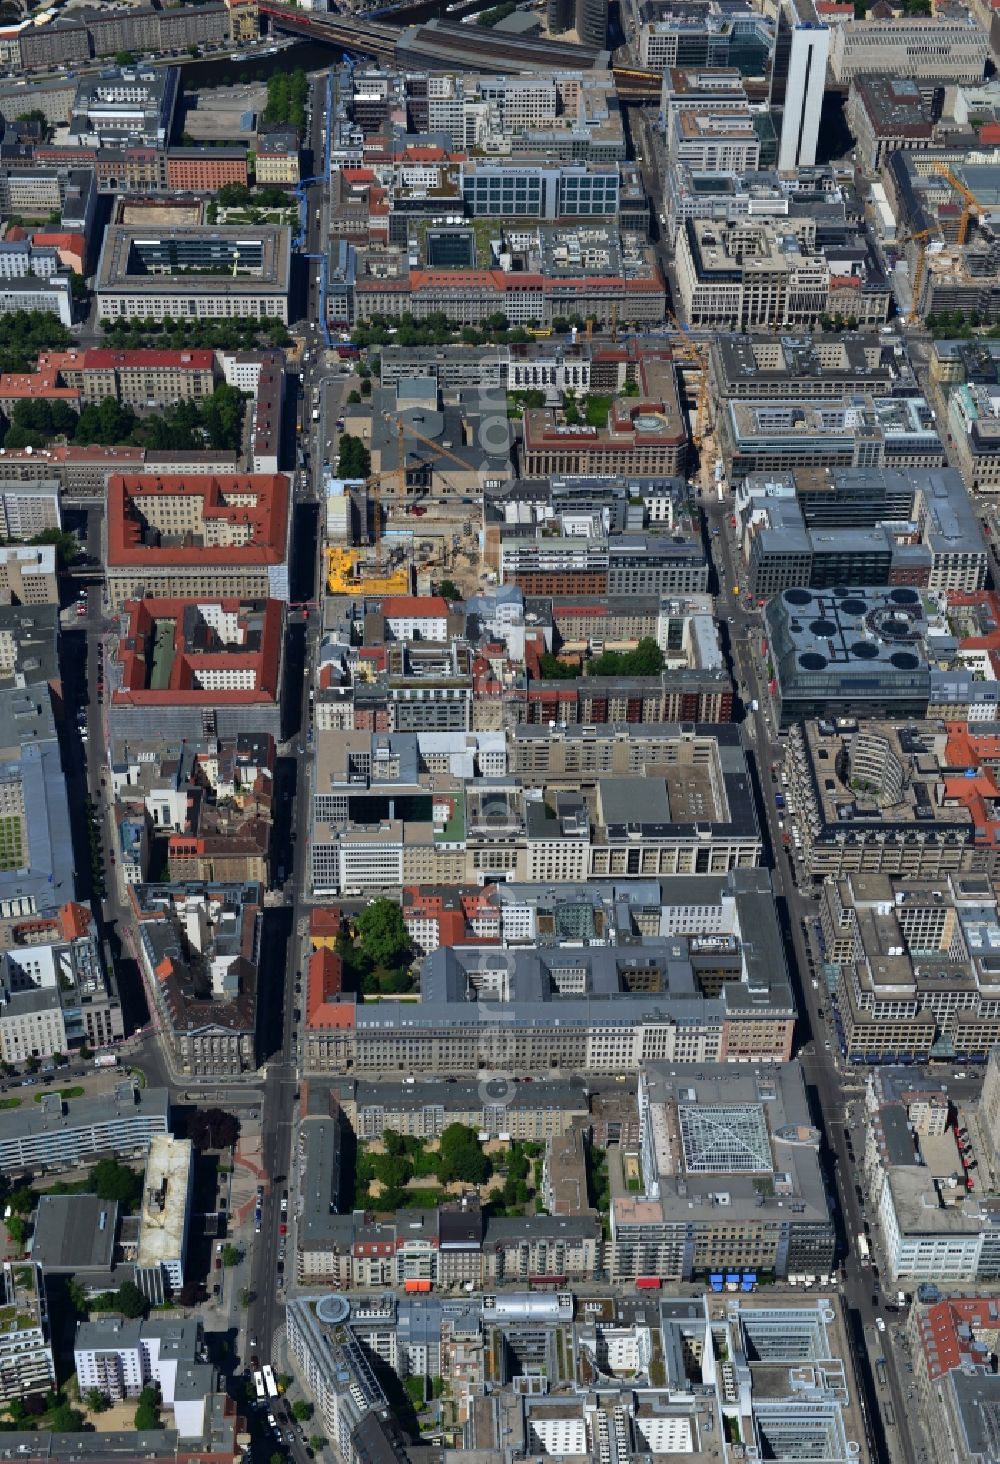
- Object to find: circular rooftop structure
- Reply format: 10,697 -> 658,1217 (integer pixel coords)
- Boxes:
316,1295 -> 351,1325
841,597 -> 867,617
831,585 -> 851,598
890,587 -> 920,605
799,652 -> 827,671
851,641 -> 880,659
810,619 -> 838,638
891,651 -> 920,669
784,588 -> 812,607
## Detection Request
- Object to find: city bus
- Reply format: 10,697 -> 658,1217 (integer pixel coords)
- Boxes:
262,1365 -> 279,1400
254,1372 -> 266,1405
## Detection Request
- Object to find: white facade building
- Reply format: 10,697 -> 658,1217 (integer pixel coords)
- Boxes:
778,21 -> 830,171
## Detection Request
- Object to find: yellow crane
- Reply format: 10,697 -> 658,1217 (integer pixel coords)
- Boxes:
904,226 -> 933,324
935,164 -> 982,247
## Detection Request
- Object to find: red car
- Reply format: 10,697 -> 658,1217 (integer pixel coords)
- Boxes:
279,1223 -> 287,1235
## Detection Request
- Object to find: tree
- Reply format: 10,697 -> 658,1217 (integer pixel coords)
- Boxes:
49,1404 -> 84,1432
438,579 -> 462,602
114,50 -> 136,64
89,1159 -> 142,1209
270,1454 -> 285,1464
309,1437 -> 327,1453
84,1390 -> 109,1414
28,528 -> 78,570
6,1399 -> 25,1423
346,390 -> 362,404
292,1400 -> 314,1422
239,1286 -> 253,1307
134,1387 -> 160,1431
115,1280 -> 148,1319
404,1375 -> 425,1409
337,433 -> 370,480
436,1124 -> 491,1186
7,1187 -> 35,1215
355,899 -> 409,971
5,1216 -> 25,1247
221,1243 -> 242,1268
66,1278 -> 88,1316
185,1107 -> 239,1151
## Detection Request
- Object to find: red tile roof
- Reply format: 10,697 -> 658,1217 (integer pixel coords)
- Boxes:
307,949 -> 354,1029
380,596 -> 450,617
81,348 -> 215,371
107,473 -> 290,568
110,596 -> 283,708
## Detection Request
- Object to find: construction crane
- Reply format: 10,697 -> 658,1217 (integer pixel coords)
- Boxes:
903,226 -> 933,325
367,412 -> 481,564
936,164 -> 982,247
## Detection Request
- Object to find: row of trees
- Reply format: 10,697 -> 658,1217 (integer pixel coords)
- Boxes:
351,311 -> 610,350
103,316 -> 291,352
264,70 -> 308,129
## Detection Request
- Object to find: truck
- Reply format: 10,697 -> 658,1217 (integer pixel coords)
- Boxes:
311,409 -> 320,422
93,1053 -> 118,1068
857,1234 -> 870,1264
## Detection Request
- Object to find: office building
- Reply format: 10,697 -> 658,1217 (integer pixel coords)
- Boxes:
135,1136 -> 193,1302
104,474 -> 291,609
304,866 -> 793,1074
611,1063 -> 832,1282
821,873 -> 1000,1062
720,395 -> 944,480
106,597 -> 284,743
0,277 -> 72,327
68,67 -> 178,150
547,0 -> 608,47
776,9 -> 829,172
96,225 -> 291,323
846,75 -> 935,173
787,721 -> 990,881
0,545 -> 58,605
766,588 -> 931,729
829,12 -> 989,82
129,882 -> 261,1078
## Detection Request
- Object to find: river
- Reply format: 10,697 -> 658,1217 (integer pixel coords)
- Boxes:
180,40 -> 347,90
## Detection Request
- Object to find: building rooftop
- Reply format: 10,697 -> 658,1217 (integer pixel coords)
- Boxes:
106,474 -> 290,570
109,598 -> 283,708
96,225 -> 291,299
30,1195 -> 118,1272
136,1135 -> 192,1271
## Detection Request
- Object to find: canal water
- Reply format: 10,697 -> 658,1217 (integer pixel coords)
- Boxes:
180,40 -> 346,90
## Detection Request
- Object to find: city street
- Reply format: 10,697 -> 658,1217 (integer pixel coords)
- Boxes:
704,487 -> 914,1464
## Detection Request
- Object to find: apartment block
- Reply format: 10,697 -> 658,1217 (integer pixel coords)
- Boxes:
0,1081 -> 167,1173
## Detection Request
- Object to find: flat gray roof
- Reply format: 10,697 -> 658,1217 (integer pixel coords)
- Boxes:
31,1194 -> 118,1271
